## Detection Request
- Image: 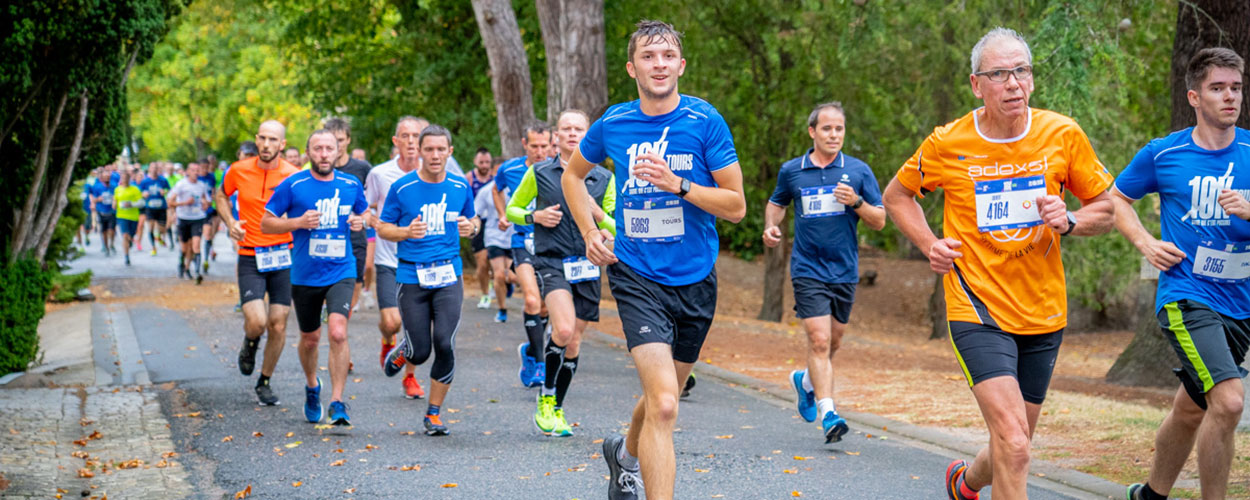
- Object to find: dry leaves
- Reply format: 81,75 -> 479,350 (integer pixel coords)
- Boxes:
284,441 -> 301,449
715,434 -> 734,439
252,431 -> 263,437
221,435 -> 234,442
440,483 -> 458,488
233,485 -> 251,499
77,468 -> 94,478
291,481 -> 302,487
330,459 -> 346,467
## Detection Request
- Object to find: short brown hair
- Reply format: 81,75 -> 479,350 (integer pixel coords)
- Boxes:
627,20 -> 682,62
1186,47 -> 1245,91
807,102 -> 845,128
323,117 -> 351,138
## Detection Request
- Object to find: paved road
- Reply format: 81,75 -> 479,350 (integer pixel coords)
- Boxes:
67,235 -> 1091,499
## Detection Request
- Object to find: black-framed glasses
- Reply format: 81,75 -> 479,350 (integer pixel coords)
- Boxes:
974,65 -> 1033,82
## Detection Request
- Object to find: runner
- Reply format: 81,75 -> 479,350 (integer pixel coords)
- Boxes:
1114,47 -> 1250,500
880,28 -> 1115,500
262,129 -> 368,426
217,120 -> 300,406
763,101 -> 886,444
139,165 -> 171,256
468,147 -> 496,309
89,168 -> 117,256
366,116 -> 430,398
167,163 -> 211,283
507,109 -> 616,437
563,20 -> 746,500
325,117 -> 374,313
78,170 -> 95,248
199,158 -> 220,273
284,147 -> 302,167
476,175 -> 516,323
113,169 -> 144,266
494,122 -> 553,388
377,124 -> 479,436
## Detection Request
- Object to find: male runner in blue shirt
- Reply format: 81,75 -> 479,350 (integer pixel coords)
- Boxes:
562,20 -> 746,500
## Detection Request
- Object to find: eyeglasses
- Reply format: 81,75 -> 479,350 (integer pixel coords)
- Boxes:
974,65 -> 1033,83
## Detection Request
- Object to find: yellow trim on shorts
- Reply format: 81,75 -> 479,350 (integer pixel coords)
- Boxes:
948,322 -> 974,388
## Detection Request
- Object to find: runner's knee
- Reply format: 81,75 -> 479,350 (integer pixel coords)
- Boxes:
645,392 -> 679,425
1206,384 -> 1244,421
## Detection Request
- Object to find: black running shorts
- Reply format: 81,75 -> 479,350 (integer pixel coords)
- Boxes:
792,278 -> 856,323
375,264 -> 398,310
1158,299 -> 1250,409
177,217 -> 205,243
236,253 -> 292,306
291,278 -> 355,333
535,255 -> 601,322
948,321 -> 1062,405
608,262 -> 717,364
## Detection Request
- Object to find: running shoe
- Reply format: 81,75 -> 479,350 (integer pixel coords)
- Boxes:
530,361 -> 546,388
603,434 -> 642,500
477,295 -> 491,309
402,373 -> 425,399
534,394 -> 557,435
238,337 -> 259,375
150,248 -> 157,256
791,369 -> 817,422
506,282 -> 514,298
124,255 -> 131,266
494,310 -> 507,323
682,373 -> 697,398
380,340 -> 396,368
822,411 -> 849,443
211,250 -> 217,261
328,401 -> 350,426
551,409 -> 573,437
202,260 -> 210,273
424,413 -> 449,436
195,273 -> 203,285
1125,483 -> 1143,500
518,343 -> 539,387
137,241 -> 143,251
305,378 -> 323,423
255,382 -> 280,406
383,337 -> 407,377
945,459 -> 979,500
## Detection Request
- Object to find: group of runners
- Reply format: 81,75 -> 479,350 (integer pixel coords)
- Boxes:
78,18 -> 1250,500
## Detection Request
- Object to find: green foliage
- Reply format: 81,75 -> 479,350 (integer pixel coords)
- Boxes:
0,260 -> 52,374
49,270 -> 93,304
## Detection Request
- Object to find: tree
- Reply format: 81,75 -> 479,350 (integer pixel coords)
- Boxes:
473,0 -> 537,158
535,0 -> 608,120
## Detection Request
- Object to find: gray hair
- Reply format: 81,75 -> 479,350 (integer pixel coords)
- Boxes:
970,27 -> 1032,74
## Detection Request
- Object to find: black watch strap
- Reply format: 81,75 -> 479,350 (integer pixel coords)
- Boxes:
524,213 -> 534,225
851,197 -> 864,209
677,178 -> 691,198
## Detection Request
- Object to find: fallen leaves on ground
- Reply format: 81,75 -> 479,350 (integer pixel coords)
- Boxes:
71,451 -> 90,459
343,488 -> 356,494
845,451 -> 860,456
252,432 -> 263,437
154,460 -> 170,468
221,436 -> 233,442
330,459 -> 346,467
284,441 -> 301,449
365,444 -> 378,450
77,469 -> 94,478
792,491 -> 802,497
715,434 -> 734,439
291,481 -> 302,487
115,459 -> 143,469
783,469 -> 797,474
285,432 -> 295,438
440,483 -> 457,488
233,485 -> 251,498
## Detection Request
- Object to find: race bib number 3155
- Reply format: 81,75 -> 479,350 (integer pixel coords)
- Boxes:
1192,239 -> 1250,283
974,175 -> 1046,233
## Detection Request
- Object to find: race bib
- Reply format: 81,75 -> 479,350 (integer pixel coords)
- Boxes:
622,196 -> 684,243
310,232 -> 347,260
256,244 -> 292,272
562,256 -> 600,283
974,175 -> 1046,233
800,186 -> 845,218
146,198 -> 165,209
417,260 -> 457,289
1192,239 -> 1250,283
524,234 -> 535,254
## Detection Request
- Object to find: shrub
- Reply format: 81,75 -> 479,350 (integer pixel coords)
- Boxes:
0,260 -> 52,374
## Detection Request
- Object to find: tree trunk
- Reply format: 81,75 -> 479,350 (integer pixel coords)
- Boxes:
757,227 -> 789,322
10,91 -> 68,263
1106,282 -> 1178,387
0,75 -> 47,156
536,0 -> 607,122
928,274 -> 947,339
1170,0 -> 1250,132
472,0 -> 536,158
34,92 -> 89,262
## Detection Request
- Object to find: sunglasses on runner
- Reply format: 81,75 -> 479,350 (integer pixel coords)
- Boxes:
974,65 -> 1033,82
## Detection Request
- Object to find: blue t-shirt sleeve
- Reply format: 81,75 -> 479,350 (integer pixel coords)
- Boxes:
461,185 -> 476,219
768,165 -> 792,206
703,113 -> 739,172
352,184 -> 368,214
579,116 -> 607,164
1114,143 -> 1158,201
380,183 -> 402,224
859,166 -> 884,206
264,179 -> 292,216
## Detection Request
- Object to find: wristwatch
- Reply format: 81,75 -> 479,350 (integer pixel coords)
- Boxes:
1060,211 -> 1077,236
524,213 -> 534,225
677,178 -> 692,198
850,197 -> 864,210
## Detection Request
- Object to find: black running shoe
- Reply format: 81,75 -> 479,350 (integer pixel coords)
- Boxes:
603,434 -> 642,500
255,382 -> 280,406
1125,483 -> 1143,500
682,373 -> 697,398
238,337 -> 259,376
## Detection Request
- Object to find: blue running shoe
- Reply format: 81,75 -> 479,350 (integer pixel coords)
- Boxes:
383,337 -> 407,377
328,401 -> 350,426
495,309 -> 507,323
791,369 -> 817,422
518,343 -> 539,387
530,361 -> 546,388
305,377 -> 323,424
822,411 -> 849,443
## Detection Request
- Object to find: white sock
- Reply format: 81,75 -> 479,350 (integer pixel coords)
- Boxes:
801,370 -> 814,393
617,440 -> 639,470
817,398 -> 835,417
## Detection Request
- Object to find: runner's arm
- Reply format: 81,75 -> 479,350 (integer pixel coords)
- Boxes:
505,167 -> 537,225
883,176 -> 962,274
1062,191 -> 1115,236
762,201 -> 787,247
852,200 -> 887,230
597,175 -> 617,236
214,185 -> 238,228
492,183 -> 509,224
630,152 -> 746,223
1111,187 -> 1185,271
376,222 -> 409,242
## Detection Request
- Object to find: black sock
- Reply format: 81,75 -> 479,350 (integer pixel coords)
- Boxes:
523,313 -> 542,358
1139,483 -> 1166,500
256,374 -> 270,389
543,340 -> 565,391
555,355 -> 578,408
148,232 -> 156,247
192,252 -> 201,271
205,239 -> 213,254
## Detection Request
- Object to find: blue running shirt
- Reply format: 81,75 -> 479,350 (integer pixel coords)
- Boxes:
494,156 -> 534,247
265,170 -> 368,287
379,171 -> 476,285
138,176 -> 171,210
1115,127 -> 1250,318
90,181 -> 116,215
579,94 -> 739,286
769,149 -> 883,284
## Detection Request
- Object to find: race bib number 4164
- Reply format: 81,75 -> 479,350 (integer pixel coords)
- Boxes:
974,175 -> 1046,233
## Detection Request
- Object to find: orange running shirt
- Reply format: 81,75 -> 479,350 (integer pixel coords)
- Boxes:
222,157 -> 300,256
896,108 -> 1113,334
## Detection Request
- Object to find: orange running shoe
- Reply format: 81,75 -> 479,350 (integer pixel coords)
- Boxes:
424,413 -> 448,436
402,374 -> 425,399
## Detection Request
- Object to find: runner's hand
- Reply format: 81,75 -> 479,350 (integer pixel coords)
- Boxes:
834,183 -> 860,207
928,238 -> 963,274
297,210 -> 321,230
762,225 -> 783,248
631,152 -> 681,193
1219,189 -> 1250,221
584,228 -> 617,266
498,217 -> 512,231
1036,195 -> 1069,233
228,220 -> 246,241
457,216 -> 475,237
533,204 -> 562,228
408,215 -> 427,239
348,214 -> 364,231
1135,236 -> 1186,271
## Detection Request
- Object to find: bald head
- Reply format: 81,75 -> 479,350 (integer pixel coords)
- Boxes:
255,120 -> 288,164
258,120 -> 287,139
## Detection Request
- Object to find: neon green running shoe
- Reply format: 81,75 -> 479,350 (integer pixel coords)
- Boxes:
552,408 -> 573,437
534,394 -> 557,435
